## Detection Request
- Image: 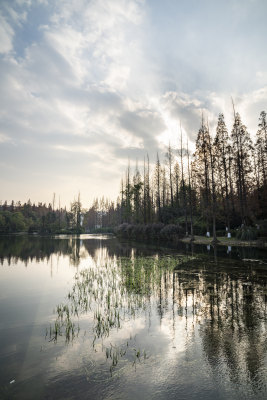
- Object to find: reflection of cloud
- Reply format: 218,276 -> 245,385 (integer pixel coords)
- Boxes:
44,245 -> 267,397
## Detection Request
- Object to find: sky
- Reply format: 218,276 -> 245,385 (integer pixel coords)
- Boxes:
0,0 -> 266,208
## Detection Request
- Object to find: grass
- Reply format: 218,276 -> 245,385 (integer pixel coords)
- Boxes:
47,253 -> 193,371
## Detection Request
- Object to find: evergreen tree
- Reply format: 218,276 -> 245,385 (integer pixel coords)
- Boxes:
193,117 -> 211,236
255,111 -> 267,186
214,113 -> 231,235
166,143 -> 174,207
132,162 -> 143,223
231,111 -> 253,225
154,153 -> 161,222
180,125 -> 188,235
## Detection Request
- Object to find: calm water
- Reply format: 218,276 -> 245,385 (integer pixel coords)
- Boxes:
0,235 -> 267,400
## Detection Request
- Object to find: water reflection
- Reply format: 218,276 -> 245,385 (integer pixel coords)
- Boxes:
174,258 -> 267,393
48,246 -> 267,395
0,235 -> 267,399
0,235 -> 77,265
1,235 -> 178,266
49,254 -> 184,374
1,234 -> 267,267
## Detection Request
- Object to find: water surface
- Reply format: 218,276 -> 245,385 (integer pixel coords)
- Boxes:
0,235 -> 266,399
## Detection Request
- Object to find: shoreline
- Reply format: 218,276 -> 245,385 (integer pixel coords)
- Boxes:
1,232 -> 267,249
181,235 -> 267,248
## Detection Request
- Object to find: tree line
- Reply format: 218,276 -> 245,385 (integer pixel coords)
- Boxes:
110,109 -> 267,241
0,194 -> 83,234
1,109 -> 267,241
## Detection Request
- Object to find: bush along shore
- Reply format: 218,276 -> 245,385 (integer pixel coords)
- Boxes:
115,223 -> 183,244
114,222 -> 267,248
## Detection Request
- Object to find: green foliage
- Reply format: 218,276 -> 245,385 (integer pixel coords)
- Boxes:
89,227 -> 114,234
0,214 -> 6,232
0,211 -> 28,233
189,218 -> 206,235
115,223 -> 183,242
236,227 -> 258,241
10,212 -> 27,231
0,199 -> 84,234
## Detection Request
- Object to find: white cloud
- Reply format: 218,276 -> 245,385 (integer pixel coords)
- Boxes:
0,0 -> 266,205
5,5 -> 27,26
0,14 -> 14,53
0,133 -> 11,143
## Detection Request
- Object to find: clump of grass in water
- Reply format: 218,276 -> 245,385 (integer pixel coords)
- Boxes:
48,254 -> 182,369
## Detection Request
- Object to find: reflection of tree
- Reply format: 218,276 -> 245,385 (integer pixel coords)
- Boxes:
2,234 -> 266,268
174,258 -> 267,393
82,237 -> 183,260
0,236 -> 75,265
8,234 -> 261,389
0,235 -> 126,267
69,238 -> 81,266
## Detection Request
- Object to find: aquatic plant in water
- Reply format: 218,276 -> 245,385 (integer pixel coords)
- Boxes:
48,254 -> 191,371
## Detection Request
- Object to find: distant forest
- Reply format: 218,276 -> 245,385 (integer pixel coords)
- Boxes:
1,109 -> 267,241
0,194 -> 84,235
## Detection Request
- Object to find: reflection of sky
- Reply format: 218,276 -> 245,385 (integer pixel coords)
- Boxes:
0,0 -> 267,205
0,237 -> 266,399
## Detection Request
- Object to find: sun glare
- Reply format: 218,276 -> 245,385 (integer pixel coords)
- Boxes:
158,113 -> 181,148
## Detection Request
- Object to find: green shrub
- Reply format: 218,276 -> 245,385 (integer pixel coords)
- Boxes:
236,226 -> 258,241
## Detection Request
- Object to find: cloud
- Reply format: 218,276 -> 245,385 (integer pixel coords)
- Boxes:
119,108 -> 166,150
0,0 -> 266,205
0,133 -> 11,143
0,14 -> 14,53
160,92 -> 203,141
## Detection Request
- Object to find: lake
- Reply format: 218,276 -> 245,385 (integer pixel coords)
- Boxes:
0,234 -> 267,399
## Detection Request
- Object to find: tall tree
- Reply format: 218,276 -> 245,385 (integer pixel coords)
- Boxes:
161,166 -> 167,209
143,156 -> 147,224
231,106 -> 253,225
187,137 -> 194,240
173,161 -> 180,207
214,113 -> 231,235
166,143 -> 174,207
255,111 -> 267,186
71,193 -> 82,232
132,161 -> 143,223
207,121 -> 217,243
193,116 -> 211,236
146,154 -> 152,223
124,163 -> 132,223
180,124 -> 188,235
155,153 -> 162,222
